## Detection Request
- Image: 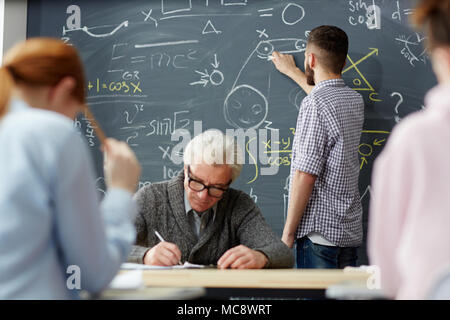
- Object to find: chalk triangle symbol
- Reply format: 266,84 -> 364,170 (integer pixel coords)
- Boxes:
202,20 -> 221,34
342,56 -> 373,92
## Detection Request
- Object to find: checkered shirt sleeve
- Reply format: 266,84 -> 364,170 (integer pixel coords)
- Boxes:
291,97 -> 327,176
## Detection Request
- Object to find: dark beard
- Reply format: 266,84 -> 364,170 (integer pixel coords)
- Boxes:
305,64 -> 315,86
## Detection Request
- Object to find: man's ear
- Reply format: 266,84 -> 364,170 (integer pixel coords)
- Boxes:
309,52 -> 316,68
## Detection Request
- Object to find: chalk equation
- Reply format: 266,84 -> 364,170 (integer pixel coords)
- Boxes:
87,78 -> 142,95
348,0 -> 381,30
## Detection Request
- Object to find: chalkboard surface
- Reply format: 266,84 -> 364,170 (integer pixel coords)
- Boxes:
27,0 -> 436,264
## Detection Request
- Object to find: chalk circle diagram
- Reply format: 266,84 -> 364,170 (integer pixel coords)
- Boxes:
358,143 -> 373,157
224,38 -> 307,129
288,87 -> 306,110
395,33 -> 428,66
224,85 -> 268,129
209,69 -> 224,86
282,3 -> 305,26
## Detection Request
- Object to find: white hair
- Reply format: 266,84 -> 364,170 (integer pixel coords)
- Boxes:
183,129 -> 244,182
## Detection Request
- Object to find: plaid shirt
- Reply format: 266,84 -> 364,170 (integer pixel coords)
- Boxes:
289,79 -> 364,247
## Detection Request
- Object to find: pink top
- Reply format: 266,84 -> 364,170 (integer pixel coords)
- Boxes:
368,83 -> 450,300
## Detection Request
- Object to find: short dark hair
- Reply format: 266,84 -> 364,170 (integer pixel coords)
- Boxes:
307,25 -> 349,74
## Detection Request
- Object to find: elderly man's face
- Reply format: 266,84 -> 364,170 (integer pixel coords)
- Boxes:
184,163 -> 232,213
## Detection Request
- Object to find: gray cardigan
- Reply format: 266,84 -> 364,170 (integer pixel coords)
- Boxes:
128,171 -> 294,268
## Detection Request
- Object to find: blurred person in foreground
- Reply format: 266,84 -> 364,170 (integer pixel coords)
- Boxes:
0,38 -> 141,299
368,0 -> 450,300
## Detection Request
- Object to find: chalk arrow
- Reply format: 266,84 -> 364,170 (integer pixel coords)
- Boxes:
190,79 -> 209,87
368,47 -> 379,56
83,21 -> 129,38
360,157 -> 368,170
64,21 -> 129,38
195,69 -> 210,78
211,54 -> 220,69
343,47 -> 379,73
373,138 -> 386,146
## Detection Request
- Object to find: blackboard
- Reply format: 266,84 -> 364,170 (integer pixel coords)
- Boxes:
27,0 -> 436,265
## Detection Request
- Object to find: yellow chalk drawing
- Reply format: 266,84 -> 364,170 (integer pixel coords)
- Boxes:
343,48 -> 381,102
359,130 -> 391,170
246,137 -> 259,184
87,78 -> 142,94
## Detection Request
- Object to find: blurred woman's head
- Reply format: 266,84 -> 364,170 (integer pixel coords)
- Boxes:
413,0 -> 450,83
0,37 -> 86,118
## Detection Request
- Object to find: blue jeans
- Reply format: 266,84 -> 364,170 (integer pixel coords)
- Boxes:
296,237 -> 358,269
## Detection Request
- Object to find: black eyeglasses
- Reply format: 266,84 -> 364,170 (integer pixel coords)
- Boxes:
187,166 -> 231,198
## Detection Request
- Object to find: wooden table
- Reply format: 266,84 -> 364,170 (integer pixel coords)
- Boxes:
139,268 -> 371,299
98,286 -> 206,300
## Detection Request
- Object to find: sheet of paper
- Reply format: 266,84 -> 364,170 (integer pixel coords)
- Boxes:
108,270 -> 144,290
121,263 -> 173,270
172,262 -> 206,269
120,262 -> 209,270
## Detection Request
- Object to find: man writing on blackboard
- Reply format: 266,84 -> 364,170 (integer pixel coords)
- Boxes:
271,25 -> 364,269
127,130 -> 294,269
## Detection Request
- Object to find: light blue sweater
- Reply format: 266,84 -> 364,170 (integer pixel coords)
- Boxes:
0,99 -> 136,299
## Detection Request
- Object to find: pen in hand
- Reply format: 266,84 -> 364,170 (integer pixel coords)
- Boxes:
154,230 -> 182,265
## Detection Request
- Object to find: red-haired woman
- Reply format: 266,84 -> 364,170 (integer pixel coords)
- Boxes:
0,38 -> 141,299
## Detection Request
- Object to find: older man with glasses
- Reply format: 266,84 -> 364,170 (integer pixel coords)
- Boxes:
128,130 -> 294,269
